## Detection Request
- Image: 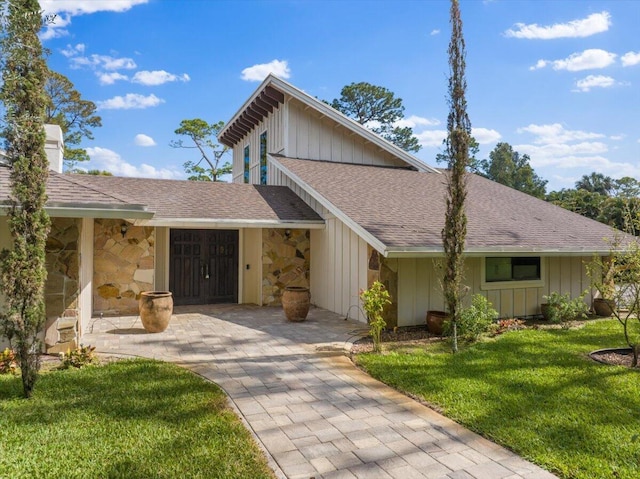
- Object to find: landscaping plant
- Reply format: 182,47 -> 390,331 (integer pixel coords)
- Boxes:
0,348 -> 17,375
588,237 -> 640,367
360,281 -> 391,353
543,291 -> 589,329
59,345 -> 97,369
0,0 -> 51,398
444,294 -> 497,342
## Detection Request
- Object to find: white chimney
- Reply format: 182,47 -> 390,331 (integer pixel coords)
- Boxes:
44,124 -> 64,173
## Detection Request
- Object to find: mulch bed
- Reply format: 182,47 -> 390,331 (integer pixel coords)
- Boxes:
590,348 -> 637,368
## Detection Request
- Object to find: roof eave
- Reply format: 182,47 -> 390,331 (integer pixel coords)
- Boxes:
140,218 -> 325,229
219,75 -> 439,174
384,246 -> 614,258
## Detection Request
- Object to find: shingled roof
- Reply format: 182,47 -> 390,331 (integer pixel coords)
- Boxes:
273,156 -> 619,255
70,175 -> 323,226
0,165 -> 150,218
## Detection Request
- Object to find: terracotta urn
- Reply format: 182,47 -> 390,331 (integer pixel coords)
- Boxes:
282,286 -> 310,322
426,310 -> 448,336
593,298 -> 615,317
139,291 -> 173,333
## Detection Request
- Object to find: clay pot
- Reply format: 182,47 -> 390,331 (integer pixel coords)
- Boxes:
426,310 -> 448,336
282,286 -> 310,322
139,291 -> 173,333
593,298 -> 615,317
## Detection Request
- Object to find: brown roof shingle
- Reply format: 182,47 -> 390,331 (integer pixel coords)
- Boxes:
275,157 -> 618,253
70,175 -> 322,222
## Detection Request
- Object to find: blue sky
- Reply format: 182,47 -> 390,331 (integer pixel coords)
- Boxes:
40,0 -> 639,191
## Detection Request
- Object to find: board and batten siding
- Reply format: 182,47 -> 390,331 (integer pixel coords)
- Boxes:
396,256 -> 594,326
232,104 -> 285,184
286,99 -> 407,168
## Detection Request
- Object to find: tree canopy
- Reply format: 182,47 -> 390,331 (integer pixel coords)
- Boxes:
44,70 -> 101,172
330,82 -> 421,153
478,142 -> 547,199
170,119 -> 231,182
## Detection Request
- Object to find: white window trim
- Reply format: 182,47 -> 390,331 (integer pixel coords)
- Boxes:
243,143 -> 250,183
480,256 -> 545,291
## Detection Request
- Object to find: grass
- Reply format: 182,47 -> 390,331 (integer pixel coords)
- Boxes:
0,359 -> 274,479
355,319 -> 640,479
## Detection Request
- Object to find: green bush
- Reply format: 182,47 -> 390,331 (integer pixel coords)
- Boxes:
445,294 -> 498,342
543,291 -> 588,328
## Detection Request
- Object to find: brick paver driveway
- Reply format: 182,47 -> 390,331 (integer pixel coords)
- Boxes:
83,305 -> 556,479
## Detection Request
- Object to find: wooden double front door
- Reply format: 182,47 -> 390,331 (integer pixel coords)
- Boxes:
169,229 -> 239,306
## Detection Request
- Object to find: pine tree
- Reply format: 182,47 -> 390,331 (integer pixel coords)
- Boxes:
0,0 -> 50,397
441,0 -> 470,353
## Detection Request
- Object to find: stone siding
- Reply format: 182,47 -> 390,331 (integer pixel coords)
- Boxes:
93,219 -> 155,315
44,218 -> 81,352
366,245 -> 398,329
262,229 -> 310,305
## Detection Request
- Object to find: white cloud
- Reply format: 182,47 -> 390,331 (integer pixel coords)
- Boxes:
530,49 -> 616,71
610,134 -> 625,141
97,93 -> 164,110
395,115 -> 440,128
72,54 -> 137,71
241,60 -> 290,82
86,146 -> 181,179
430,29 -> 440,36
574,75 -> 616,92
416,130 -> 447,148
471,127 -> 501,144
60,43 -> 85,57
621,51 -> 640,67
97,72 -> 128,85
134,134 -> 156,147
39,14 -> 72,40
517,123 -> 605,144
40,1 -> 148,40
41,0 -> 149,15
505,11 -> 611,39
132,70 -> 191,86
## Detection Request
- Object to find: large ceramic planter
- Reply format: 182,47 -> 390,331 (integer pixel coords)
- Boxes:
139,291 -> 173,333
426,310 -> 448,336
282,286 -> 310,322
593,298 -> 615,317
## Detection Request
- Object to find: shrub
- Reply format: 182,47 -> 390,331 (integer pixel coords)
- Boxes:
0,348 -> 17,375
360,281 -> 391,353
446,294 -> 498,342
543,291 -> 588,328
488,318 -> 526,336
60,345 -> 97,369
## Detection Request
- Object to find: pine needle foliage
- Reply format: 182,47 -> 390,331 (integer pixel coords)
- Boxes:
0,0 -> 51,398
441,0 -> 471,353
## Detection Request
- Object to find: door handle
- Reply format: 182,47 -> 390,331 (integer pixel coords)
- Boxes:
202,261 -> 209,279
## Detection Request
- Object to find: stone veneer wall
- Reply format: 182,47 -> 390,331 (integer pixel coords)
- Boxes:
366,245 -> 398,328
262,229 -> 310,305
44,218 -> 81,352
93,219 -> 155,315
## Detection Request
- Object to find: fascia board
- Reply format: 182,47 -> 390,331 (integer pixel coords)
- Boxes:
143,218 -> 325,229
270,155 -> 388,254
385,247 -> 615,258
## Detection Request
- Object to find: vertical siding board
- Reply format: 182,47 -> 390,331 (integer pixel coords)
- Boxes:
349,230 -> 359,316
559,257 -> 571,294
500,290 -> 514,318
513,288 -> 526,317
526,288 -> 539,316
548,257 -> 560,294
416,259 -> 429,325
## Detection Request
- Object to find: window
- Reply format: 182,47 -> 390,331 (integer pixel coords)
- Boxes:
243,145 -> 250,184
259,131 -> 267,185
485,257 -> 541,283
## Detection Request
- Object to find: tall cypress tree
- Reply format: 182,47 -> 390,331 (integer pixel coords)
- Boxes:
0,0 -> 50,398
441,0 -> 470,353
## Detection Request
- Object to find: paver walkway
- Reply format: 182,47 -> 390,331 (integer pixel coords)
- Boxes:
84,305 -> 557,479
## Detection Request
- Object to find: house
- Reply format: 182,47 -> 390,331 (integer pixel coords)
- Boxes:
0,76 -> 617,352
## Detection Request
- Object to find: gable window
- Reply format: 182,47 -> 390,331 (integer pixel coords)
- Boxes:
259,131 -> 267,185
482,256 -> 544,290
243,145 -> 250,183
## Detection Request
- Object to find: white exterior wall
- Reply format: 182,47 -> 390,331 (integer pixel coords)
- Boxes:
286,99 -> 407,167
396,256 -> 594,326
242,228 -> 262,304
231,104 -> 285,184
310,214 -> 368,322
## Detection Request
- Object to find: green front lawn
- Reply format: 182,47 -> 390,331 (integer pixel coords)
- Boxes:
0,359 -> 274,479
355,319 -> 640,479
